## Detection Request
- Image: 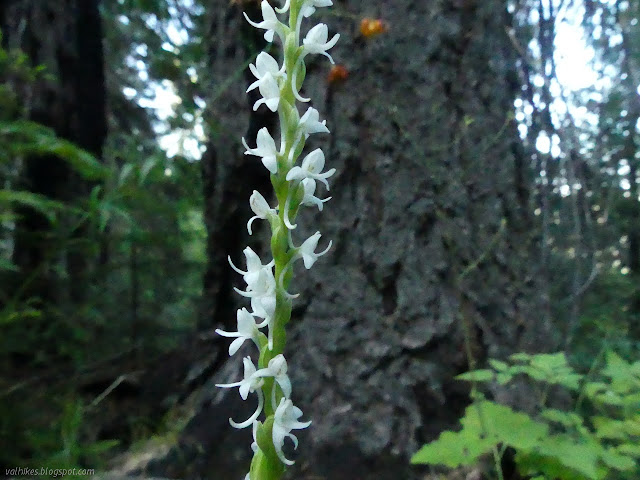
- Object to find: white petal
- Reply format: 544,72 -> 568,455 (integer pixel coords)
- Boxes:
230,391 -> 264,429
286,166 -> 304,181
229,337 -> 246,356
215,380 -> 243,388
278,374 -> 292,399
250,190 -> 272,217
265,97 -> 280,112
215,328 -> 241,338
262,155 -> 278,173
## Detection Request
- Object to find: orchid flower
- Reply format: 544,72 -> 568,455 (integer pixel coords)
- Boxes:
286,148 -> 336,189
300,0 -> 333,18
243,0 -> 288,44
300,178 -> 331,211
272,398 -> 312,466
243,127 -> 279,174
252,73 -> 281,112
255,354 -> 292,401
247,190 -> 277,234
215,308 -> 267,356
228,246 -> 274,289
296,231 -> 332,269
302,23 -> 340,64
247,52 -> 285,93
299,107 -> 330,139
220,0 -> 339,475
216,357 -> 265,428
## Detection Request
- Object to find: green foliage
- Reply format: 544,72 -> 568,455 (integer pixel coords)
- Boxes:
24,398 -> 118,478
412,351 -> 640,480
0,120 -> 109,180
0,18 -> 205,468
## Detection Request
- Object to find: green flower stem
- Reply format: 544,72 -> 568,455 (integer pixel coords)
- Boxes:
252,2 -> 304,478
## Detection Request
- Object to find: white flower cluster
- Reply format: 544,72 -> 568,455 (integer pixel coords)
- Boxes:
216,0 -> 339,476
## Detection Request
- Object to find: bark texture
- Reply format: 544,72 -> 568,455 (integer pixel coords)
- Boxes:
148,0 -> 547,478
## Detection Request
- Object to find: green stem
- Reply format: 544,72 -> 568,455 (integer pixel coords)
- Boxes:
251,1 -> 305,479
492,445 -> 505,480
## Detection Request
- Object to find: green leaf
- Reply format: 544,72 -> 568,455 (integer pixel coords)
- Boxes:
541,409 -> 584,429
139,157 -> 158,184
0,189 -> 67,222
530,352 -> 569,370
0,120 -> 109,180
456,369 -> 494,382
532,435 -> 601,479
593,417 -> 627,440
43,139 -> 108,180
510,352 -> 532,362
466,402 -> 548,451
411,428 -> 494,467
0,257 -> 19,272
489,359 -> 509,371
599,448 -> 636,471
618,443 -> 640,457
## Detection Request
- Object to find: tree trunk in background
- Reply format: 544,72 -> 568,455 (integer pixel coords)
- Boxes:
1,0 -> 106,305
151,0 -> 547,478
199,1 -> 277,332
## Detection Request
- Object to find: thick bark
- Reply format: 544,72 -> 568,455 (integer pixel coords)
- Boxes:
150,1 -> 545,478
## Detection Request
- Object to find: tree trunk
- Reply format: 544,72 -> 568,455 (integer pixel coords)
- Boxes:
3,0 -> 107,306
150,1 -> 546,478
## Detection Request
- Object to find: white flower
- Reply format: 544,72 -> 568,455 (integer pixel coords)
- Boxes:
272,398 -> 312,466
216,308 -> 267,356
236,267 -> 275,298
247,190 -> 277,234
247,52 -> 285,93
296,231 -> 332,269
242,127 -> 279,174
243,0 -> 287,43
228,246 -> 274,289
286,148 -> 336,189
216,357 -> 265,429
302,23 -> 340,64
252,73 -> 281,112
300,0 -> 333,18
300,178 -> 331,211
250,291 -> 276,321
277,0 -> 331,16
255,354 -> 292,401
299,107 -> 329,138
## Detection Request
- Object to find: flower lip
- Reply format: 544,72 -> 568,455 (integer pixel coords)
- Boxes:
301,178 -> 331,211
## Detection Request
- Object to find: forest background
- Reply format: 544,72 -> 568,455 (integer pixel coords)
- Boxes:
0,0 -> 639,479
